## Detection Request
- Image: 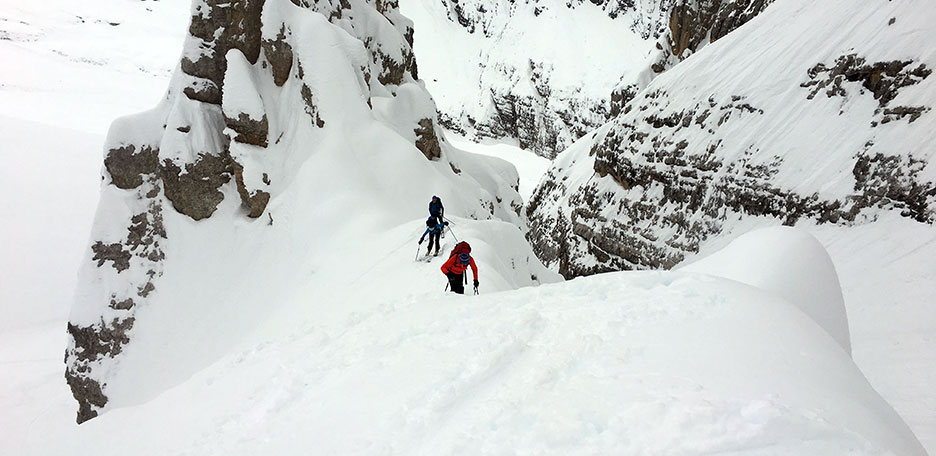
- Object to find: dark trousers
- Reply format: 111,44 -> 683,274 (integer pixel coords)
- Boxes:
447,272 -> 465,294
426,232 -> 440,253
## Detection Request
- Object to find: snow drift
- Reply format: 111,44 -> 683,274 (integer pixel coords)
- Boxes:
31,231 -> 929,454
65,0 -> 547,423
682,226 -> 851,353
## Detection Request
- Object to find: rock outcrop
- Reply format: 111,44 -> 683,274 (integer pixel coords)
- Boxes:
66,0 -> 475,424
649,0 -> 776,74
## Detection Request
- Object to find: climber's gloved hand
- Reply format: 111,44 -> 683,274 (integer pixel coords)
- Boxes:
473,279 -> 479,288
418,238 -> 424,245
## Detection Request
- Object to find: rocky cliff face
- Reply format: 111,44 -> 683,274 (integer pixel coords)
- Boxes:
527,0 -> 935,278
402,0 -> 668,158
653,0 -> 774,72
404,0 -> 773,158
610,0 -> 775,117
66,0 -> 522,424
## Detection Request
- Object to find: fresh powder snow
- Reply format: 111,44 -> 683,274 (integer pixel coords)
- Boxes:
0,0 -> 933,454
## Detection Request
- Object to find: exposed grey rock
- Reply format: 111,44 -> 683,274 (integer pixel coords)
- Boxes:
64,366 -> 108,424
651,0 -> 776,74
65,316 -> 135,423
300,83 -> 326,128
425,0 -> 774,158
110,298 -> 135,310
104,145 -> 159,190
414,118 -> 442,160
262,25 -> 294,87
232,160 -> 271,218
225,112 -> 270,147
801,54 -> 932,126
159,153 -> 233,221
853,151 -> 936,224
68,178 -> 168,423
802,54 -> 931,107
91,241 -> 132,272
182,0 -> 265,104
425,1 -> 670,158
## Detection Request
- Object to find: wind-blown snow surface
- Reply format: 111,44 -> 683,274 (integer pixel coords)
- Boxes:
1,0 -> 932,453
0,0 -> 189,327
7,228 -> 929,455
809,215 -> 936,454
0,0 -> 189,134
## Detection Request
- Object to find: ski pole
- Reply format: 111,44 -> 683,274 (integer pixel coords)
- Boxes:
446,225 -> 459,242
474,286 -> 479,295
414,243 -> 422,261
442,216 -> 456,226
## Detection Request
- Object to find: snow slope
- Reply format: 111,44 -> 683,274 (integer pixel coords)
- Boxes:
0,0 -> 189,134
398,0 -> 773,158
1,0 -> 932,453
0,0 -> 189,327
811,215 -> 936,453
7,228 -> 930,455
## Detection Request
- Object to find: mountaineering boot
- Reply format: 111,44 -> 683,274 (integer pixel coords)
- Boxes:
434,250 -> 439,256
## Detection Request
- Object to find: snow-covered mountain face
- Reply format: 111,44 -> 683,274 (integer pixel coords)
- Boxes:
2,0 -> 931,451
64,0 -> 544,424
400,0 -> 773,158
527,0 -> 936,279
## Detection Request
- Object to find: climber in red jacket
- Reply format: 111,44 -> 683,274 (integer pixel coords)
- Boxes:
441,241 -> 478,294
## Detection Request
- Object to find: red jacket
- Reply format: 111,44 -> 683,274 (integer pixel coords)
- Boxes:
441,254 -> 478,280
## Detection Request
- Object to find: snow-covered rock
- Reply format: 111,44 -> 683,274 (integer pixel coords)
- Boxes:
527,0 -> 935,278
65,0 -> 536,423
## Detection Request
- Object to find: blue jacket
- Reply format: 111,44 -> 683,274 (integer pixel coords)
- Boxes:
420,223 -> 445,241
429,199 -> 444,217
